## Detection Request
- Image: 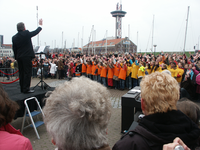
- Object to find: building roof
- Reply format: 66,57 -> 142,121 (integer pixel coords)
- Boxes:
2,44 -> 12,48
83,38 -> 125,48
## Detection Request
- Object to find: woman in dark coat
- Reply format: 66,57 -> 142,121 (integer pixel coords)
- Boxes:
113,72 -> 200,150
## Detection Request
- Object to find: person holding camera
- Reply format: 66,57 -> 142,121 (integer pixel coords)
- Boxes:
113,72 -> 200,150
163,137 -> 190,150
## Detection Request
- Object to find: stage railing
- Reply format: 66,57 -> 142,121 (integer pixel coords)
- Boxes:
0,68 -> 19,83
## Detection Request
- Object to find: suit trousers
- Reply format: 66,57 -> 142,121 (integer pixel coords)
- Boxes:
17,57 -> 32,93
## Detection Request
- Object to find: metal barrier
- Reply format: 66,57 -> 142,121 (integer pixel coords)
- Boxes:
0,68 -> 19,82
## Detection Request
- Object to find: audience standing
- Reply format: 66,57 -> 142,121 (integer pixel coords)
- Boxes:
43,77 -> 112,150
113,72 -> 200,150
0,83 -> 33,150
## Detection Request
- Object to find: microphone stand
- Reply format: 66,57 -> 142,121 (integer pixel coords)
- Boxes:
33,52 -> 51,90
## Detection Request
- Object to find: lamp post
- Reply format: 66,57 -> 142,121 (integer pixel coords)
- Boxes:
153,45 -> 157,56
198,36 -> 200,50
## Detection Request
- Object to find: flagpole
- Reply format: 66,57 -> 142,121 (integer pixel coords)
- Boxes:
36,6 -> 39,46
106,30 -> 107,54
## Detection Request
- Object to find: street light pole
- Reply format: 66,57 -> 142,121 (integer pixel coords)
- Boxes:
153,45 -> 157,56
198,36 -> 200,50
183,6 -> 190,54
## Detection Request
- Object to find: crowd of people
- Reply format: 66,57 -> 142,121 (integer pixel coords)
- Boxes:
1,51 -> 200,100
1,18 -> 200,150
1,73 -> 200,149
0,57 -> 17,80
0,51 -> 200,94
1,57 -> 200,149
26,51 -> 200,100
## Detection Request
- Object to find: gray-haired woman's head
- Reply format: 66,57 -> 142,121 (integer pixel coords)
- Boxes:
43,77 -> 111,150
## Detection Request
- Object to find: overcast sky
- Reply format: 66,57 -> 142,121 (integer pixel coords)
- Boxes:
0,0 -> 200,52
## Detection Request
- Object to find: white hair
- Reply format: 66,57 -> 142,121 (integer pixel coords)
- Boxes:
43,77 -> 111,150
162,69 -> 171,76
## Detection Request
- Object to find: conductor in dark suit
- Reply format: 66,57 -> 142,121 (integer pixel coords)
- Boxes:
12,19 -> 43,93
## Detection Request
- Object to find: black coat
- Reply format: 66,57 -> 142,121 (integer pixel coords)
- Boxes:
113,110 -> 200,150
181,78 -> 196,99
12,27 -> 42,60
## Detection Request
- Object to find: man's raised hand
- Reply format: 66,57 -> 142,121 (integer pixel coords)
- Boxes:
39,19 -> 43,26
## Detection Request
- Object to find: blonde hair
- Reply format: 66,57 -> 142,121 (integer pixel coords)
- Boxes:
140,72 -> 179,115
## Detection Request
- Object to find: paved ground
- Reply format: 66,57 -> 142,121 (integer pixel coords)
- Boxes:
10,77 -> 128,150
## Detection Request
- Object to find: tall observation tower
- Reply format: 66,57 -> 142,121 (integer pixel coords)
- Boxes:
111,3 -> 127,39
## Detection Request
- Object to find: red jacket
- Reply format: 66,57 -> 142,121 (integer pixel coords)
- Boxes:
0,124 -> 33,150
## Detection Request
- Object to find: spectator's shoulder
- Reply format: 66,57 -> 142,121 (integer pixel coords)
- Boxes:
0,130 -> 33,150
113,130 -> 149,150
17,136 -> 33,150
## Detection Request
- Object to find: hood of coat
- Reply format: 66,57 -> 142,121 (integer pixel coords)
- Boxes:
134,110 -> 200,148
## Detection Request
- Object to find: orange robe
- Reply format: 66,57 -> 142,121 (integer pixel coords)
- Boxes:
100,66 -> 108,78
118,65 -> 127,80
86,64 -> 92,75
107,66 -> 114,79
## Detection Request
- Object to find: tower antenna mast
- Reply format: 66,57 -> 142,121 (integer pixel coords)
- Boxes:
111,2 -> 126,39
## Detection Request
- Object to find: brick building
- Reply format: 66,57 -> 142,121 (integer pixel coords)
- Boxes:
82,37 -> 137,55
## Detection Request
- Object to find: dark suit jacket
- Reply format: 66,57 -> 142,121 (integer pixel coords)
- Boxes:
12,27 -> 42,60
